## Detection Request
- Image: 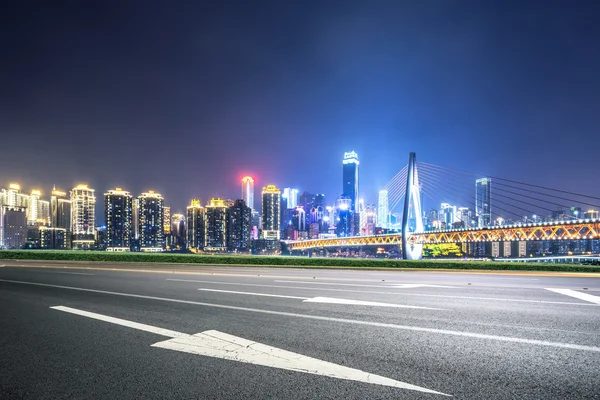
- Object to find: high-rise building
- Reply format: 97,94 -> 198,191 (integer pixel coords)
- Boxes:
1,183 -> 29,209
282,188 -> 299,209
205,198 -> 227,251
51,189 -> 72,231
27,190 -> 41,225
342,151 -> 359,212
299,191 -> 316,227
242,176 -> 255,211
39,226 -> 67,249
104,188 -> 133,250
0,207 -> 27,249
186,199 -> 205,251
314,194 -> 325,208
458,207 -> 476,229
335,196 -> 352,237
292,206 -> 306,232
251,210 -> 260,239
227,199 -> 252,252
137,191 -> 164,251
378,190 -> 389,229
440,203 -> 458,229
476,178 -> 491,227
132,198 -> 140,240
163,206 -> 172,236
71,184 -> 96,249
361,204 -> 377,236
170,213 -> 186,249
27,190 -> 50,226
261,185 -> 281,239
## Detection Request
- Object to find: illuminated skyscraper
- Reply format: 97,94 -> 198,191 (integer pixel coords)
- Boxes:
440,203 -> 457,228
476,178 -> 492,227
242,176 -> 255,210
163,206 -> 172,236
335,196 -> 352,237
205,198 -> 227,251
342,151 -> 359,212
227,199 -> 252,252
0,183 -> 28,249
137,191 -> 164,251
362,204 -> 377,236
282,188 -> 298,209
104,188 -> 133,250
186,199 -> 204,251
27,190 -> 41,225
71,184 -> 96,249
292,206 -> 306,232
26,189 -> 50,226
1,183 -> 29,210
378,190 -> 389,229
170,213 -> 186,249
261,185 -> 281,239
51,189 -> 72,232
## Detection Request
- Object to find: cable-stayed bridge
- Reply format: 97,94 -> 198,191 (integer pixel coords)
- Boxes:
286,153 -> 600,259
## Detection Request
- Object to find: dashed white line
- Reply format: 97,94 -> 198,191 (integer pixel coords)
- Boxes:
199,288 -> 443,310
167,279 -> 597,306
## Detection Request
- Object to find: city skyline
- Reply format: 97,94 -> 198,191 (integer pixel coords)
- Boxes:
3,2 -> 600,216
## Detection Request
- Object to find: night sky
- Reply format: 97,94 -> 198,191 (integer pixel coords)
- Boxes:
2,1 -> 600,220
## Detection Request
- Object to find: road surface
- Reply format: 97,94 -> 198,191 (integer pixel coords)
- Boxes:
1,260 -> 599,399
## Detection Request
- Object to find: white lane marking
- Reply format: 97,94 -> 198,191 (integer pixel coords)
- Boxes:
51,306 -> 449,396
274,280 -> 398,288
275,280 -> 456,289
2,279 -> 599,352
199,288 -> 307,300
389,284 -> 456,289
545,288 -> 600,305
155,330 -> 449,396
51,306 -> 185,338
304,297 -> 442,309
199,288 -> 442,310
167,279 -> 597,307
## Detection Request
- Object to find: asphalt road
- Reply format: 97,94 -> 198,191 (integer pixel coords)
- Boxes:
1,261 -> 599,399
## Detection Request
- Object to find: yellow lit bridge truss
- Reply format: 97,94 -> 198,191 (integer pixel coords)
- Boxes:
286,220 -> 600,251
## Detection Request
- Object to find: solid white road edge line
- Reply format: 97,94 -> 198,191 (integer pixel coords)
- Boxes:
545,288 -> 600,305
50,305 -> 450,396
1,279 -> 598,352
198,288 -> 444,310
167,279 -> 597,306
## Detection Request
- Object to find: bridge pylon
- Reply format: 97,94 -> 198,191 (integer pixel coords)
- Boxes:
401,152 -> 424,260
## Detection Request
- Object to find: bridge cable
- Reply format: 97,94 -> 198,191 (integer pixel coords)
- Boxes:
418,161 -> 600,203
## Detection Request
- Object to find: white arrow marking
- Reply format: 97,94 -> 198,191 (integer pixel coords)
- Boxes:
545,288 -> 600,305
50,306 -> 449,396
199,288 -> 444,310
